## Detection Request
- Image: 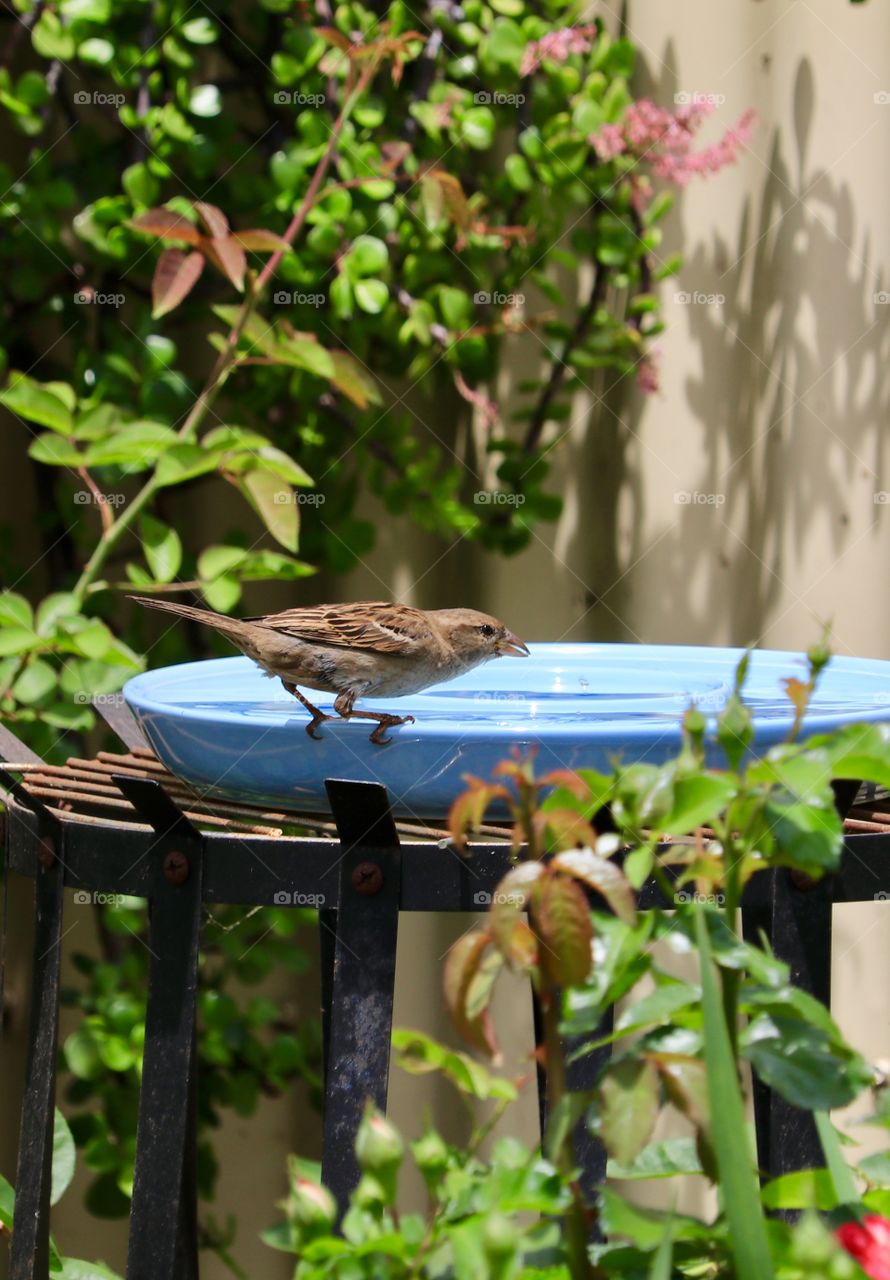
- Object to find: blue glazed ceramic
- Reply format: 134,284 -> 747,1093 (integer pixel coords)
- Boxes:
123,645 -> 890,818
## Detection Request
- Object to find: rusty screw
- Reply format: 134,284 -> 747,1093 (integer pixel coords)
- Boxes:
351,861 -> 383,896
37,835 -> 56,869
163,850 -> 190,885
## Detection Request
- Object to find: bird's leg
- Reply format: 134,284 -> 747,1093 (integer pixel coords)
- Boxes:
282,681 -> 334,740
332,691 -> 415,746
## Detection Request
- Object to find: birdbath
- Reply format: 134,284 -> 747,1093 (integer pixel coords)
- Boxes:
123,644 -> 890,817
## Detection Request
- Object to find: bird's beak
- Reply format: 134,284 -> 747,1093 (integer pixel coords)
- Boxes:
498,631 -> 530,657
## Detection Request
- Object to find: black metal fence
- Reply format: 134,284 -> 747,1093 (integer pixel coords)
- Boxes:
2,716 -> 888,1279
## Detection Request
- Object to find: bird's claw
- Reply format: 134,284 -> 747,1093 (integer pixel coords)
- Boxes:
304,713 -> 334,740
369,714 -> 415,746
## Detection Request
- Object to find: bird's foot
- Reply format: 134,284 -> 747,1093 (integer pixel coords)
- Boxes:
282,681 -> 334,741
368,714 -> 415,746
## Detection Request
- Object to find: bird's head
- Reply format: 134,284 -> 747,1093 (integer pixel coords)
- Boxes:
432,608 -> 530,662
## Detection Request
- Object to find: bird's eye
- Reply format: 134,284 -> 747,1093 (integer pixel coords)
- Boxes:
479,624 -> 495,637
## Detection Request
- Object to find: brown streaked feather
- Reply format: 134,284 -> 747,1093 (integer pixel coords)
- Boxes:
243,601 -> 435,656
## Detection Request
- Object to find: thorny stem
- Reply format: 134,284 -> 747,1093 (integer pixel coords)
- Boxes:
70,54 -> 378,607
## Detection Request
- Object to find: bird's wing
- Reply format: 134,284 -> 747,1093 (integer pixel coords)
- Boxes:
245,602 -> 435,655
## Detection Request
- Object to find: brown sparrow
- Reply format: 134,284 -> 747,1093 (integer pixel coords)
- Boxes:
130,597 -> 530,744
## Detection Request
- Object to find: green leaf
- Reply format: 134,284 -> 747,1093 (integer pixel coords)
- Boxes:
354,279 -> 389,315
0,372 -> 74,433
815,1110 -> 862,1211
51,1108 -> 76,1206
198,545 -> 247,580
56,1258 -> 125,1279
29,433 -> 82,466
202,574 -> 241,612
0,592 -> 33,629
238,469 -> 299,552
459,106 -> 495,150
78,37 -> 114,64
660,773 -> 737,835
695,909 -> 774,1280
743,1014 -> 867,1110
607,1136 -> 703,1181
596,1058 -> 659,1166
0,626 -> 38,656
346,234 -> 388,278
84,422 -> 178,468
0,1172 -> 13,1232
121,163 -> 160,206
12,657 -> 56,703
648,1222 -> 674,1280
32,12 -> 75,60
154,444 -> 219,488
761,1168 -> 838,1211
140,515 -> 182,583
36,592 -> 79,635
189,84 -> 221,117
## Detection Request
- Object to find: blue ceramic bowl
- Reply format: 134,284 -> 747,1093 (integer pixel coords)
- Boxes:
123,644 -> 890,818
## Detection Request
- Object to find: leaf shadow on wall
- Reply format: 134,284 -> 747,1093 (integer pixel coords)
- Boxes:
644,56 -> 890,645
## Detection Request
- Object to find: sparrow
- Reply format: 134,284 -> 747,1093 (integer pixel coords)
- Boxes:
129,597 -> 530,744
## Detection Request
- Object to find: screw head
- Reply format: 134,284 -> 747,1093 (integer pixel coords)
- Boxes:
163,850 -> 190,885
351,861 -> 383,896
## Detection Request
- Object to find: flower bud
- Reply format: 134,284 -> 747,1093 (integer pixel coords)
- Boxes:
483,1213 -> 519,1260
411,1129 -> 449,1177
286,1177 -> 337,1232
355,1106 -> 404,1174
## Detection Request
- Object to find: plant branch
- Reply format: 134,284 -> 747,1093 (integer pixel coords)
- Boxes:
522,257 -> 607,456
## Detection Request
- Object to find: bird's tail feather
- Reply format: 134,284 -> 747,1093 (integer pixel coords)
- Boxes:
128,595 -> 249,640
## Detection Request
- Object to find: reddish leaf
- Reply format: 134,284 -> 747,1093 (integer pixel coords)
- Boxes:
782,676 -> 812,718
539,769 -> 590,800
652,1052 -> 711,1132
194,201 -> 229,239
328,351 -> 382,410
535,807 -> 598,853
533,873 -> 593,988
489,863 -> 544,973
448,780 -> 509,853
204,237 -> 247,292
152,248 -> 205,318
232,229 -> 290,252
130,208 -> 202,245
551,848 -> 637,926
443,931 -> 500,1060
316,25 -> 354,53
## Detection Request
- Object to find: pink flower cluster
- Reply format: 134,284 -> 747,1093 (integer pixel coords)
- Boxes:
591,99 -> 757,187
520,24 -> 596,77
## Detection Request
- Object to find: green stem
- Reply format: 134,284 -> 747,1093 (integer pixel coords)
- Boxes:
720,836 -> 743,1056
70,55 -> 378,607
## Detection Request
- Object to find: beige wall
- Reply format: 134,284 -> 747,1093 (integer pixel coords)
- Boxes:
6,1 -> 890,1276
